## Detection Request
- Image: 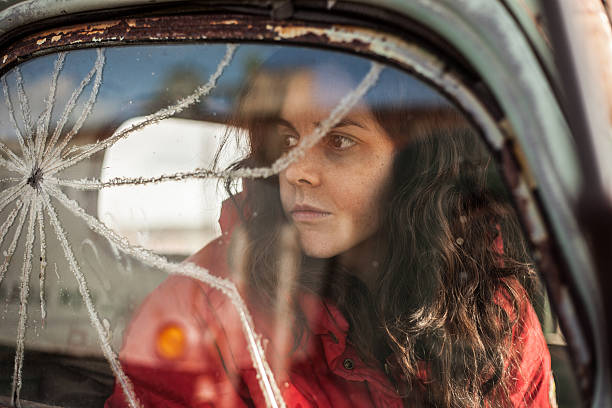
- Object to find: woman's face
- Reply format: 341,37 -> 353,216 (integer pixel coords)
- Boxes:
278,71 -> 396,259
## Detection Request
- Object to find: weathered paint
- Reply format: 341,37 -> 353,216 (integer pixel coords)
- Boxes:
544,1 -> 612,404
0,2 -> 605,405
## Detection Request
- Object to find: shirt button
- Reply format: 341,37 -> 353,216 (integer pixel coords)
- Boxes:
343,358 -> 354,370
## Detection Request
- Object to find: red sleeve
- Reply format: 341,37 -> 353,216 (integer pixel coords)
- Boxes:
498,282 -> 556,407
104,275 -> 248,408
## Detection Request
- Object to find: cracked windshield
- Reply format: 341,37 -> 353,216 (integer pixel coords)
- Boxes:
0,43 -> 572,408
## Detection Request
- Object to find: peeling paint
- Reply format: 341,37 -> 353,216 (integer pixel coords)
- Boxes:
51,35 -> 62,43
26,20 -> 123,41
514,179 -> 548,244
36,38 -> 46,45
272,24 -> 376,46
87,30 -> 110,35
85,22 -> 120,31
212,19 -> 240,25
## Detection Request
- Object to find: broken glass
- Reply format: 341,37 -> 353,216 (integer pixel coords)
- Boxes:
0,43 -> 573,408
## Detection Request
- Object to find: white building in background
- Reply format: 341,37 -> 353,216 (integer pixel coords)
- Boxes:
98,117 -> 244,256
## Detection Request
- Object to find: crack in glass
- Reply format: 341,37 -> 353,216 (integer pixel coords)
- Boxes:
0,42 -> 383,408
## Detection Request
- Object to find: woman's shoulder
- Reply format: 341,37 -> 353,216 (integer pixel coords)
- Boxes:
185,235 -> 232,277
493,277 -> 531,318
493,277 -> 548,354
117,232 -> 250,369
106,232 -> 260,407
131,234 -> 232,317
493,277 -> 555,407
122,192 -> 254,364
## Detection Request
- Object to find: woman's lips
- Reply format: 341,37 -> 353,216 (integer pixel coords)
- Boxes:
290,205 -> 331,222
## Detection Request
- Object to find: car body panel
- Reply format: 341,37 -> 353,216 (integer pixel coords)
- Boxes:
0,0 -> 609,407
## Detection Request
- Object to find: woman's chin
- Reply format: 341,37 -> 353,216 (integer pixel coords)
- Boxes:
299,239 -> 341,259
296,229 -> 362,259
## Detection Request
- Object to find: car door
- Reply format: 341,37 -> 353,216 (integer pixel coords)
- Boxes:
0,1 -> 605,407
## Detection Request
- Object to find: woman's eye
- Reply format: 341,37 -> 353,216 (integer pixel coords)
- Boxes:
326,134 -> 356,150
283,134 -> 299,149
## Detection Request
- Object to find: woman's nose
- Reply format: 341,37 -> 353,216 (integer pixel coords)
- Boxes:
283,151 -> 321,187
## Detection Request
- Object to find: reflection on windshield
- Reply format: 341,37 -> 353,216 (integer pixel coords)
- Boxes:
0,43 -> 569,408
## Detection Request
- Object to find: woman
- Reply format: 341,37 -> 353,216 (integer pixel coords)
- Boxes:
107,48 -> 554,407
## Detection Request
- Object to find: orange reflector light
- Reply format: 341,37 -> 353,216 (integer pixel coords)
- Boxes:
156,324 -> 186,360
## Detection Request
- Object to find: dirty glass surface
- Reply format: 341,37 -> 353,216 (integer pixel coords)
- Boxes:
0,43 -> 578,407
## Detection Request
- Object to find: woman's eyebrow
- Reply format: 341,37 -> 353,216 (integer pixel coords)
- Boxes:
275,117 -> 368,132
315,118 -> 369,130
275,118 -> 299,134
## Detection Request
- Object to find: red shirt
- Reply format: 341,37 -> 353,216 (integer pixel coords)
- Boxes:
106,200 -> 554,408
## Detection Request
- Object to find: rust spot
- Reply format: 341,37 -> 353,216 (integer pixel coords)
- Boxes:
272,25 -> 326,38
499,118 -> 537,188
85,22 -> 118,31
26,20 -> 122,40
270,24 -> 377,54
211,19 -> 240,25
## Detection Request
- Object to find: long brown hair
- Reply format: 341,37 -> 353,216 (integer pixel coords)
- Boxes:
218,49 -> 539,407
